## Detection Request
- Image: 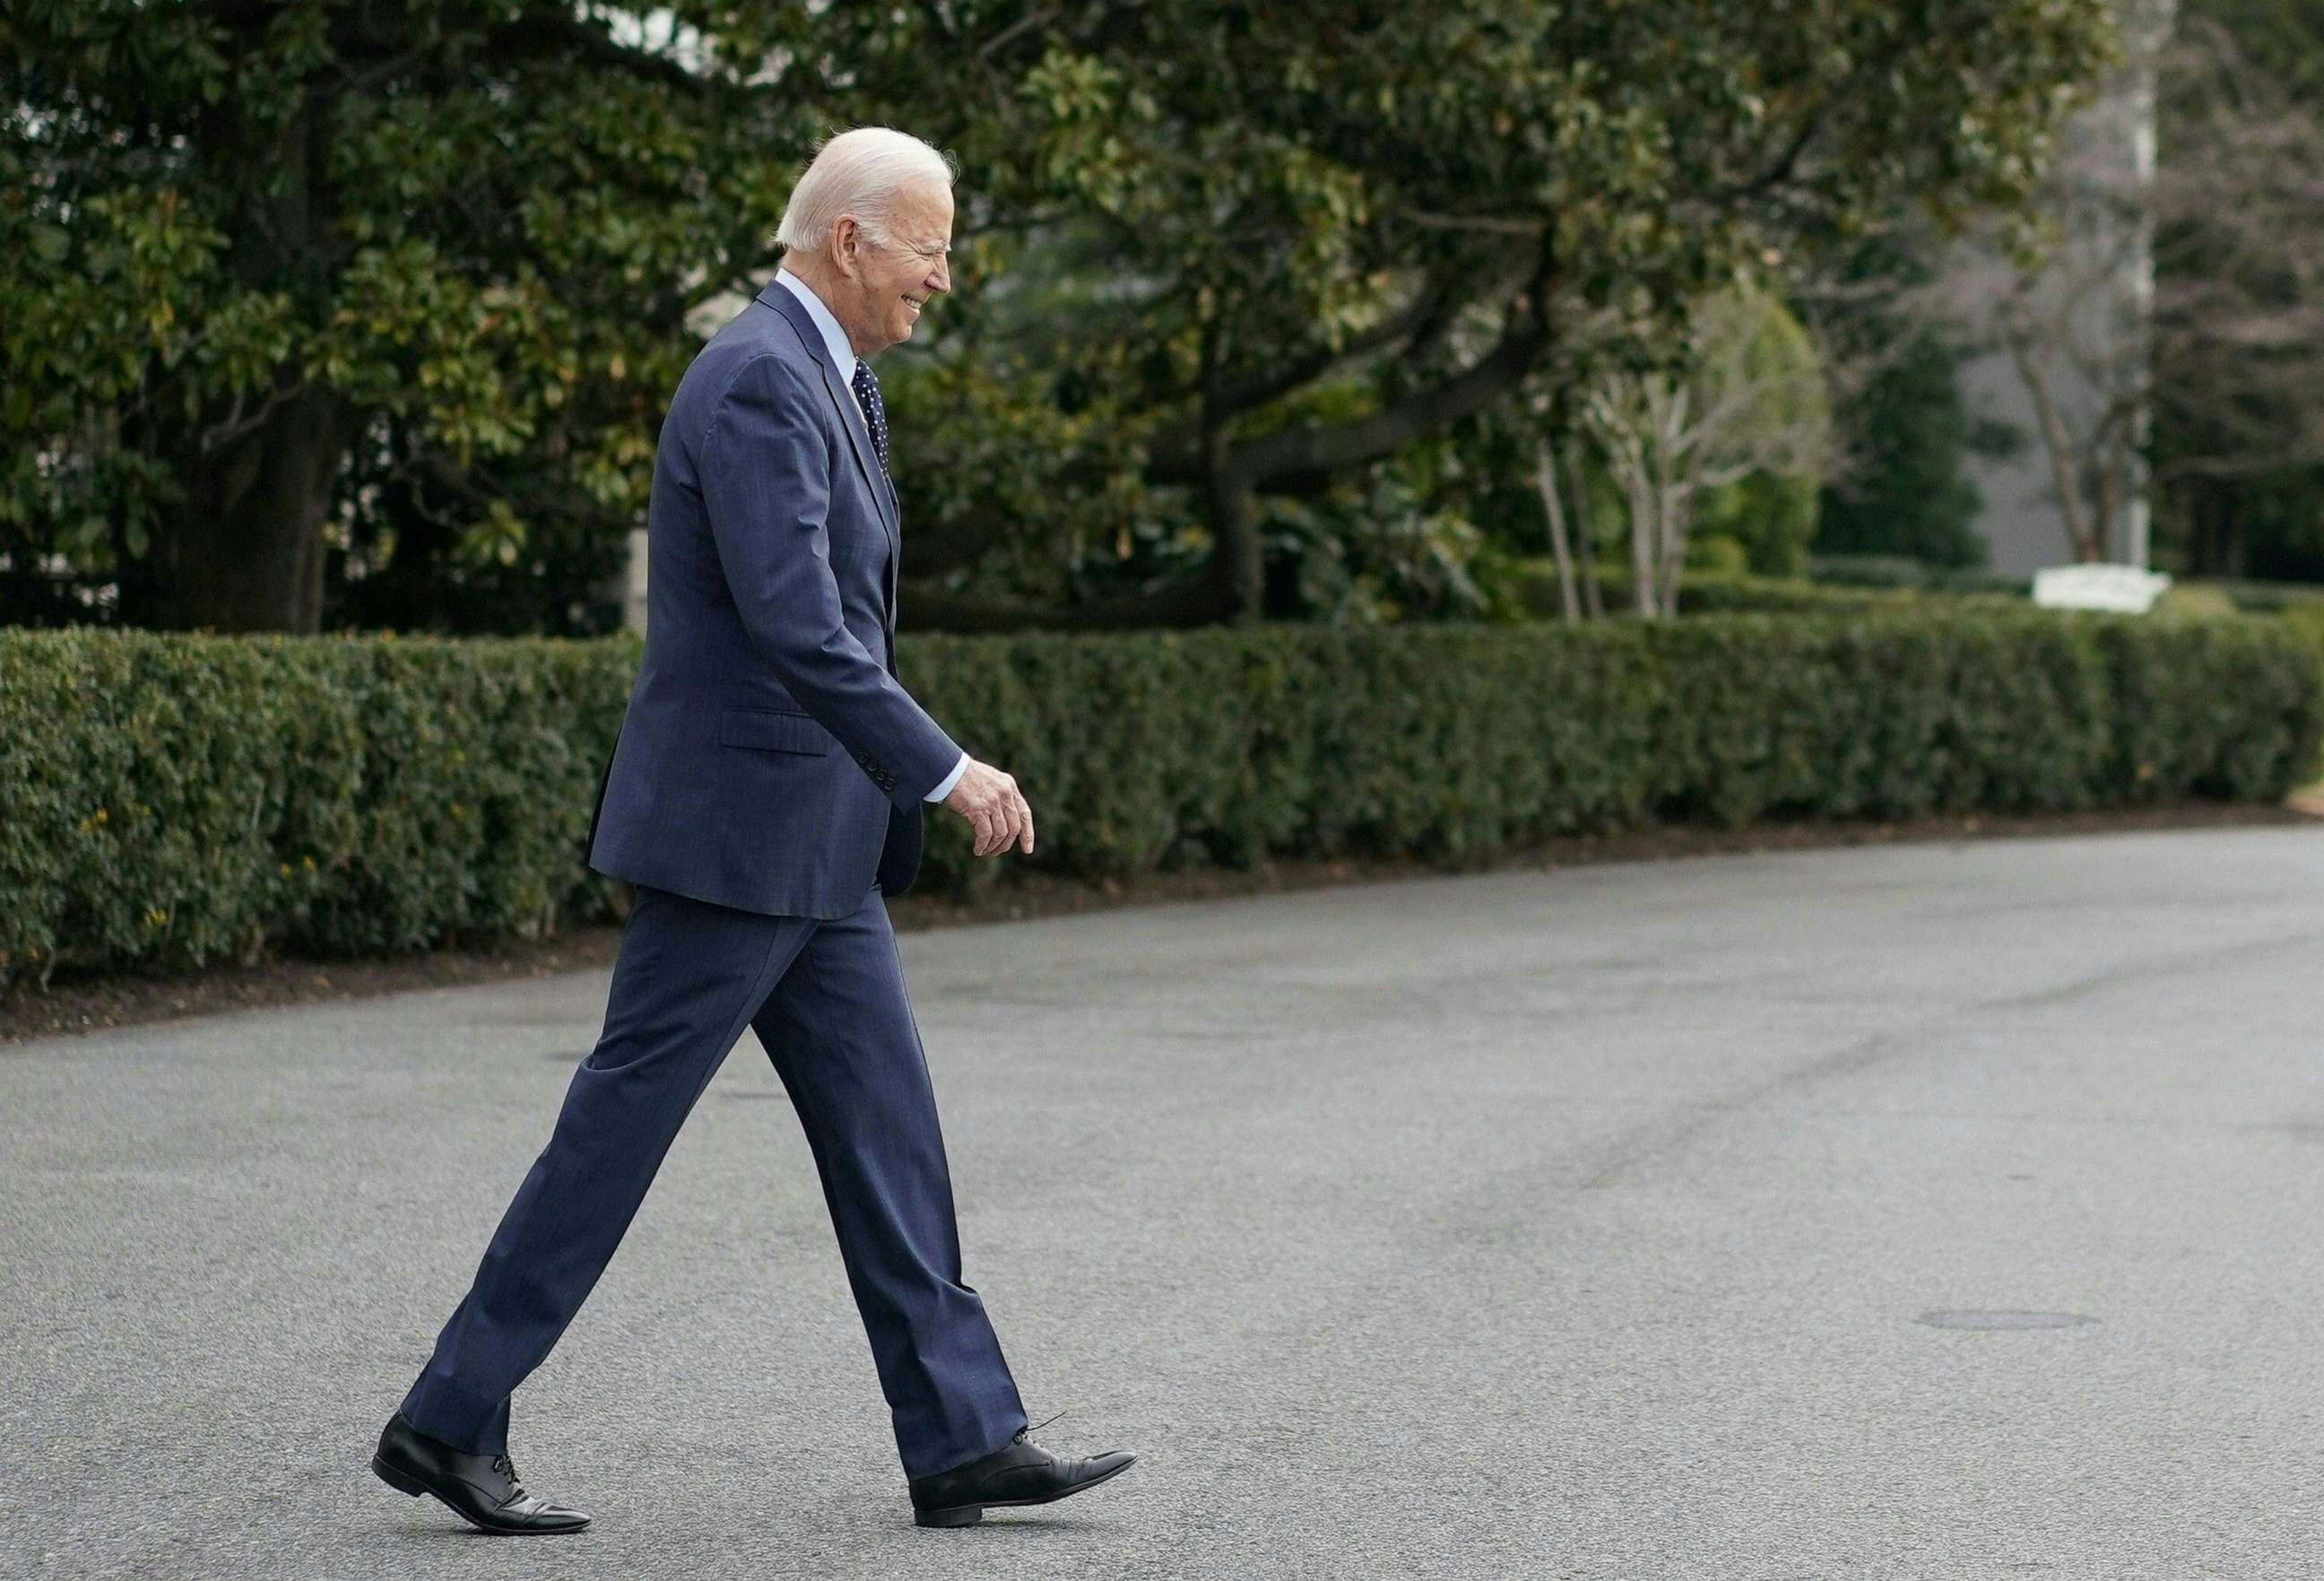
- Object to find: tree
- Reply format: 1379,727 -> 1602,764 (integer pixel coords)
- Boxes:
1569,285 -> 1837,617
749,0 -> 2120,630
3,1 -> 820,631
1803,233 -> 1990,569
4,1 -> 2117,632
1947,2 -> 2324,568
2153,4 -> 2324,575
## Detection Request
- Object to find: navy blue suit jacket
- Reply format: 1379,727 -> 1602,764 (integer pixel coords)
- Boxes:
587,283 -> 963,918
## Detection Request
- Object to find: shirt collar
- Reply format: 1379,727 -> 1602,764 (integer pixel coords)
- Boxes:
774,268 -> 858,387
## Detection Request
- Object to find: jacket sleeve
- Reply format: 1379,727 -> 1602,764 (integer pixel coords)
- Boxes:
698,351 -> 963,808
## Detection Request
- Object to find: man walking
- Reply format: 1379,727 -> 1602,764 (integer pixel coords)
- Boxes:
370,126 -> 1134,1534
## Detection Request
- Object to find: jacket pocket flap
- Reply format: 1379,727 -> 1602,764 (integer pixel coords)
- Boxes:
720,708 -> 830,755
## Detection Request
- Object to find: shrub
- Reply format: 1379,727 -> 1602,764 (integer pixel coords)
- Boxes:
2186,578 -> 2324,615
2153,585 -> 2242,621
1806,553 -> 2034,596
1502,562 -> 2022,619
0,631 -> 633,984
3,609 -> 2316,983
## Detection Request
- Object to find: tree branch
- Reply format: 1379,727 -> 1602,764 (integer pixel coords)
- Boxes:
1214,282 -> 1454,414
1713,106 -> 1829,203
978,6 -> 1059,61
1227,295 -> 1555,483
1396,208 -> 1553,237
1138,278 -> 1470,482
1708,24 -> 1929,206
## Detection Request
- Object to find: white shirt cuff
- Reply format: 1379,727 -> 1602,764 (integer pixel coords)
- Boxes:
925,751 -> 969,803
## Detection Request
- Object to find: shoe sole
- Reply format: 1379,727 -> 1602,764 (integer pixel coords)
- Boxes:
913,1455 -> 1138,1528
370,1455 -> 591,1535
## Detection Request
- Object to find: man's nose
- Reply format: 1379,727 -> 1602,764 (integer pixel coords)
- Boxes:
927,256 -> 950,295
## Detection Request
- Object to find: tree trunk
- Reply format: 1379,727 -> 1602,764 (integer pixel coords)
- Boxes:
1656,484 -> 1685,619
2089,450 -> 2122,564
1652,384 -> 1691,619
1571,437 -> 1603,619
141,62 -> 350,633
1533,437 -> 1581,622
1626,470 -> 1657,617
2010,334 -> 2103,563
1201,427 -> 1265,625
153,386 -> 351,633
1654,469 -> 1683,621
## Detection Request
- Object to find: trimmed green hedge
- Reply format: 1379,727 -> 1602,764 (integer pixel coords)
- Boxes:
2201,578 -> 2324,614
4,609 -> 2318,984
0,632 -> 633,983
1504,563 -> 2025,621
1804,553 -> 2035,596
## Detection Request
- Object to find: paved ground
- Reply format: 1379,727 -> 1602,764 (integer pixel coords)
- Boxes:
6,826 -> 2323,1581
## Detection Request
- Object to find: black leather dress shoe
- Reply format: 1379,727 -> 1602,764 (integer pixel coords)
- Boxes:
371,1412 -> 591,1534
907,1418 -> 1137,1528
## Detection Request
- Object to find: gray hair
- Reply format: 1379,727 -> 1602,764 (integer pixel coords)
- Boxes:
775,126 -> 958,256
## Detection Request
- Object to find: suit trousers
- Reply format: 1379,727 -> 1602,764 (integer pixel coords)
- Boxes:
398,882 -> 1028,1481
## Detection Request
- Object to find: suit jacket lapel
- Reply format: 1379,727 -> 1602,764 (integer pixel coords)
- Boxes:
815,350 -> 901,648
759,285 -> 903,567
816,355 -> 904,565
820,350 -> 904,649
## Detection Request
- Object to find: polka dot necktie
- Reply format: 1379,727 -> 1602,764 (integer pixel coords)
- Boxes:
850,360 -> 889,477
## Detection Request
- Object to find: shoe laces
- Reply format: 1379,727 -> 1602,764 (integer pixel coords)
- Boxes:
490,1453 -> 524,1492
1013,1409 -> 1067,1445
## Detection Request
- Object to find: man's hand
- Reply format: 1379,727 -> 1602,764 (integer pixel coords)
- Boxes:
941,758 -> 1035,857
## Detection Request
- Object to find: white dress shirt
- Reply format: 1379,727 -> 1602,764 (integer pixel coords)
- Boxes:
775,269 -> 967,805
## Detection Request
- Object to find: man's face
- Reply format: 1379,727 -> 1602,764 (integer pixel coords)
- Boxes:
837,180 -> 952,356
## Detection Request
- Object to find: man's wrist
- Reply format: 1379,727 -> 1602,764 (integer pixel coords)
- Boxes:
925,751 -> 969,804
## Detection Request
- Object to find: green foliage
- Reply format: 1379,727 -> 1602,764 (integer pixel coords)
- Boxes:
1255,473 -> 1500,625
2187,577 -> 2324,612
1814,331 -> 1990,569
6,607 -> 2313,981
1499,564 -> 2027,619
1806,554 -> 2034,596
1697,471 -> 1820,578
1684,288 -> 1834,578
2268,596 -> 2324,664
3,0 -> 2116,632
889,0 -> 2107,611
2153,585 -> 2242,621
0,630 -> 632,982
1807,234 -> 1990,570
2,1 -> 820,630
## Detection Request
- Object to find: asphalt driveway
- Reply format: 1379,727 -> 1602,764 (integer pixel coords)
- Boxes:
7,825 -> 2322,1580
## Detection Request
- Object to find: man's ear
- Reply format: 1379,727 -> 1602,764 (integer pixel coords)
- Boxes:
830,215 -> 863,281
